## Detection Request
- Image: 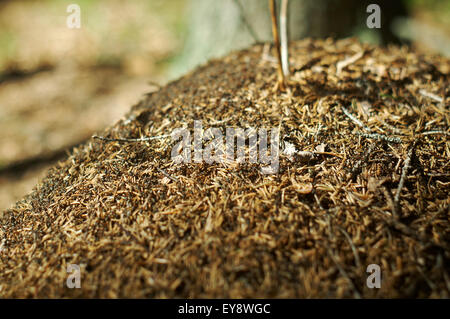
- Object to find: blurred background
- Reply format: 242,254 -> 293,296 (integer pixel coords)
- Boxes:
0,0 -> 449,211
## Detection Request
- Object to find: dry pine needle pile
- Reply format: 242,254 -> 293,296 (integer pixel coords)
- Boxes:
0,38 -> 449,298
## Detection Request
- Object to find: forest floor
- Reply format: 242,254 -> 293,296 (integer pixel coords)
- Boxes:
1,38 -> 448,298
0,0 -> 183,211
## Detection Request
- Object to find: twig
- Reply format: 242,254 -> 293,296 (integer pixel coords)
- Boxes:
337,226 -> 361,268
355,132 -> 402,144
280,0 -> 290,76
381,185 -> 396,217
343,104 -> 403,143
374,210 -> 419,240
232,0 -> 259,43
341,105 -> 370,131
419,89 -> 443,103
336,51 -> 364,75
326,248 -> 362,299
259,43 -> 276,66
313,151 -> 344,158
419,130 -> 450,136
93,134 -> 170,143
394,142 -> 417,213
269,0 -> 286,91
157,168 -> 178,182
314,192 -> 324,210
382,121 -> 404,135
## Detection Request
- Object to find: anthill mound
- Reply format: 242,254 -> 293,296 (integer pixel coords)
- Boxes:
1,38 -> 449,298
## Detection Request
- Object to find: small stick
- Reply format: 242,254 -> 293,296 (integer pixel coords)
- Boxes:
374,210 -> 419,240
394,142 -> 417,212
336,51 -> 364,75
280,0 -> 290,76
313,151 -> 344,159
420,130 -> 450,136
381,185 -> 396,217
337,226 -> 361,268
157,167 -> 178,182
326,248 -> 362,299
269,0 -> 286,91
382,121 -> 404,135
93,134 -> 170,143
419,89 -> 443,103
341,105 -> 370,131
355,132 -> 402,144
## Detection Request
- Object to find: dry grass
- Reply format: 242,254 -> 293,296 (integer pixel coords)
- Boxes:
0,38 -> 449,298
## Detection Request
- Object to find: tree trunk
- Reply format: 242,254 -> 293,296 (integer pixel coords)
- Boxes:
171,0 -> 408,78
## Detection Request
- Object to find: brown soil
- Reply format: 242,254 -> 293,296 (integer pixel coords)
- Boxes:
0,64 -> 159,211
0,38 -> 449,298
